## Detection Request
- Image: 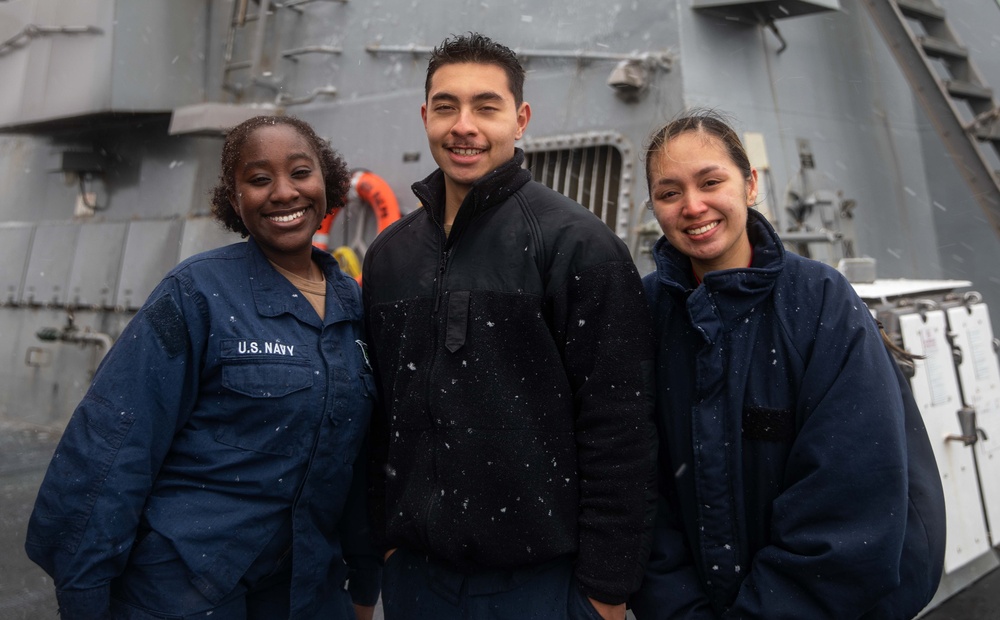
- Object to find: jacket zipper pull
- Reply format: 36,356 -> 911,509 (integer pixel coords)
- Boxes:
433,249 -> 449,313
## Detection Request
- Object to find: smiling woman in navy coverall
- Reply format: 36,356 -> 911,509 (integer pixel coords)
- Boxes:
629,111 -> 946,619
25,116 -> 379,620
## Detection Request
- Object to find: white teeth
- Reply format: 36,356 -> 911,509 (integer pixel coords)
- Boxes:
687,222 -> 718,235
452,148 -> 483,156
268,209 -> 305,223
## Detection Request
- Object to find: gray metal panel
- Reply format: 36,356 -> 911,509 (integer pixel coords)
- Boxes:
1,0 -> 113,127
115,219 -> 182,310
178,217 -> 243,263
67,221 -> 127,308
0,0 -> 207,129
0,224 -> 33,304
693,0 -> 840,22
860,0 -> 1000,238
169,103 -> 278,136
22,222 -> 79,306
110,0 -> 207,111
0,0 -> 33,125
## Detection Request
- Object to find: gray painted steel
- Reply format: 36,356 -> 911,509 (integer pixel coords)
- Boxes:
0,0 -> 996,425
0,0 -> 207,128
861,0 -> 1000,238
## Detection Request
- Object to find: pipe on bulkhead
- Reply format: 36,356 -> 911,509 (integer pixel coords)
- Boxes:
35,311 -> 114,363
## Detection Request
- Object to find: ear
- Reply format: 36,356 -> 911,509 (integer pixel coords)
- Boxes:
421,103 -> 428,129
747,167 -> 759,205
229,191 -> 241,219
514,102 -> 531,140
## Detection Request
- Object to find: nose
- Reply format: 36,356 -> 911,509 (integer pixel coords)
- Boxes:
680,191 -> 708,218
271,173 -> 300,203
450,109 -> 478,136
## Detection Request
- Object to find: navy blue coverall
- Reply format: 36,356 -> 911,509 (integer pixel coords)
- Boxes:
26,238 -> 379,619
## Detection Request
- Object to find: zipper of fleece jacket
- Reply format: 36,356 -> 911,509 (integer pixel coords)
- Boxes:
422,217 -> 451,548
432,246 -> 449,314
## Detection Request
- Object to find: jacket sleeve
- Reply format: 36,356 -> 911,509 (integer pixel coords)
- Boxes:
551,260 -> 658,605
723,275 -> 910,619
339,429 -> 382,606
24,276 -> 203,620
861,353 -> 946,618
361,274 -> 390,554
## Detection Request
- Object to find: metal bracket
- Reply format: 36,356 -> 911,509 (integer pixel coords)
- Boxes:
282,45 -> 342,60
277,0 -> 348,13
275,85 -> 337,106
946,406 -> 987,446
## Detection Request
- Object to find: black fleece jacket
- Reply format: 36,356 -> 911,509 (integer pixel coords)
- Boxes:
362,150 -> 657,604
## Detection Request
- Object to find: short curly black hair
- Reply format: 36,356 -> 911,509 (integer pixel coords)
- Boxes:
210,115 -> 351,237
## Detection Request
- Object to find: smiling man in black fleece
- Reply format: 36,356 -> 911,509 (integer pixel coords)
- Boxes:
362,32 -> 657,620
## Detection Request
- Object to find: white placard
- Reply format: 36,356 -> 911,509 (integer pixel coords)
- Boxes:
947,304 -> 1000,541
900,310 -> 990,572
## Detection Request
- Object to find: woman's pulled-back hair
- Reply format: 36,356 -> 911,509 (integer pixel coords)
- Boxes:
644,109 -> 752,197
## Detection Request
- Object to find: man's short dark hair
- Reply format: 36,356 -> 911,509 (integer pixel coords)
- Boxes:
425,32 -> 525,106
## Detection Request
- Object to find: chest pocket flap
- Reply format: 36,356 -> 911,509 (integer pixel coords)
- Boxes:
219,339 -> 312,398
221,361 -> 313,398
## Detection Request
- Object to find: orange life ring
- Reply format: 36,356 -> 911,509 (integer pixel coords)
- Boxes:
313,170 -> 402,251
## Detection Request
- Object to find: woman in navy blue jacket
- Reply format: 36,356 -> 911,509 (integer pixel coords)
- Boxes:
26,116 -> 379,620
630,111 -> 945,619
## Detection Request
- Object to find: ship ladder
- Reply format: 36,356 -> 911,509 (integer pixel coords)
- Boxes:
860,0 -> 1000,237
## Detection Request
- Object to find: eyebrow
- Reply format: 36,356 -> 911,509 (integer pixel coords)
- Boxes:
654,164 -> 725,186
241,152 -> 314,170
430,91 -> 505,104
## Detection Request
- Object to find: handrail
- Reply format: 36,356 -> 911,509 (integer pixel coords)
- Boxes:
365,43 -> 674,70
0,25 -> 103,57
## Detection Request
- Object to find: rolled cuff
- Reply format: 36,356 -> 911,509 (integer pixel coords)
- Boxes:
347,566 -> 382,607
577,580 -> 627,606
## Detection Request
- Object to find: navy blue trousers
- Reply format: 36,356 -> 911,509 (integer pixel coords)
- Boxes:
381,548 -> 605,620
107,530 -> 353,619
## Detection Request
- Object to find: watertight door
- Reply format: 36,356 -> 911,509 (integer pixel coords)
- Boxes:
947,303 -> 1000,543
900,310 -> 991,572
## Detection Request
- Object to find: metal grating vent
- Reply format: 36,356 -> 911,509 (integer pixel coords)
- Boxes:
522,132 -> 633,238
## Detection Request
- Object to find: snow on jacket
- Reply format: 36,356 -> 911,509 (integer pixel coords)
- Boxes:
26,238 -> 380,619
630,210 -> 945,619
362,149 -> 657,605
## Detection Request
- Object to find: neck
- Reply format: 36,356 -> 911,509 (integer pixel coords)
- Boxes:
443,178 -> 471,226
691,238 -> 753,282
264,248 -> 322,282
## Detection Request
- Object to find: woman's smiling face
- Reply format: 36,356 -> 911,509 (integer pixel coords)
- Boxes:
231,124 -> 327,263
648,130 -> 758,279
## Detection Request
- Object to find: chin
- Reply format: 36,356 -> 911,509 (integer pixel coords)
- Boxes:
445,170 -> 481,186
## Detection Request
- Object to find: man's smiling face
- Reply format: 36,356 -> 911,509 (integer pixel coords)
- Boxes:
421,62 -> 530,203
